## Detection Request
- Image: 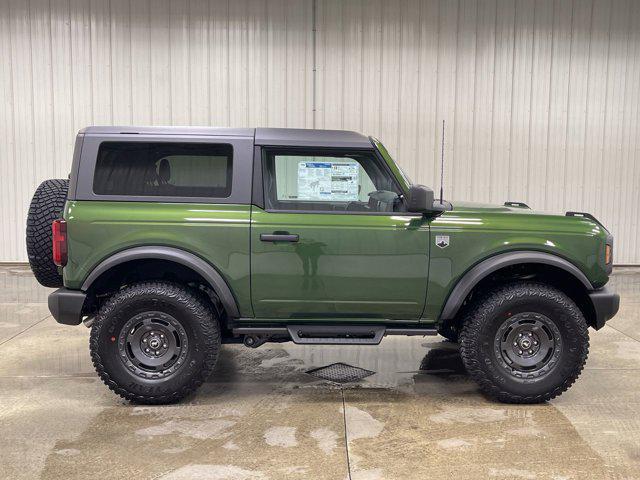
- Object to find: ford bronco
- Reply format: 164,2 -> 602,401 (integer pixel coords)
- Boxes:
27,127 -> 619,404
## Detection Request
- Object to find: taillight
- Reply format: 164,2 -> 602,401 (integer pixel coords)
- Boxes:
605,244 -> 613,265
52,219 -> 67,267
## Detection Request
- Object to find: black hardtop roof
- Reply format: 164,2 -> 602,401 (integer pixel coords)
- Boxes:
80,126 -> 373,149
255,128 -> 372,148
80,126 -> 254,137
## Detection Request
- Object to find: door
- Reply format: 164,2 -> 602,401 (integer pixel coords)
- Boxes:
250,147 -> 430,321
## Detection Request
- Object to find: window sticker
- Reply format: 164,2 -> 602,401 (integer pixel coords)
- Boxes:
297,161 -> 359,201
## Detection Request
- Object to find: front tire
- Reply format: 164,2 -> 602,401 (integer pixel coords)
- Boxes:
459,282 -> 589,403
90,282 -> 220,404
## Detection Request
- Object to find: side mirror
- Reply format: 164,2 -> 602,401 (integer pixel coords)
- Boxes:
407,184 -> 445,214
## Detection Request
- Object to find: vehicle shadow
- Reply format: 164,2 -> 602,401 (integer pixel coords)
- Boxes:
418,341 -> 466,375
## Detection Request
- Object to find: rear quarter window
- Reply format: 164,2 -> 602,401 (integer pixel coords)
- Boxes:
93,142 -> 233,198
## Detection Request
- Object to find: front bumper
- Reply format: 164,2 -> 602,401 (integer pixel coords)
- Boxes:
48,288 -> 86,325
589,286 -> 620,330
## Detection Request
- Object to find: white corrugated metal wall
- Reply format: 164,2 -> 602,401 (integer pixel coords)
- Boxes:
1,0 -> 639,263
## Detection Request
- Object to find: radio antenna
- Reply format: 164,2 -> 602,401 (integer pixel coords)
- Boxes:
439,119 -> 445,204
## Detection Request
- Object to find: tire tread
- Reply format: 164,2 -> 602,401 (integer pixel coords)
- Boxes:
26,179 -> 69,287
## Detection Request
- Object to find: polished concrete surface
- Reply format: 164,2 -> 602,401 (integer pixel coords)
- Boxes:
0,265 -> 639,479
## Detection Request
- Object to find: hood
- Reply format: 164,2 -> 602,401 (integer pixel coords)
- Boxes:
445,200 -> 611,235
449,200 -> 549,215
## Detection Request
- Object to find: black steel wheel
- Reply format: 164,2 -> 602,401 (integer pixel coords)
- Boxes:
118,312 -> 189,380
90,282 -> 220,404
495,313 -> 561,379
459,282 -> 589,403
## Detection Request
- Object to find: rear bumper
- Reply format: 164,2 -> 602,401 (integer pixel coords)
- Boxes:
589,286 -> 620,330
48,288 -> 86,325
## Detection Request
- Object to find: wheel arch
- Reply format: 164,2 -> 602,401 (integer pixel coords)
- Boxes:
439,251 -> 595,325
81,246 -> 240,318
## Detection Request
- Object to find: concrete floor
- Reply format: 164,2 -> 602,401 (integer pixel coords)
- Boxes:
0,267 -> 639,480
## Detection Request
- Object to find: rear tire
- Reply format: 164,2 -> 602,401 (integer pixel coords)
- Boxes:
90,282 -> 221,404
459,282 -> 589,403
26,179 -> 69,287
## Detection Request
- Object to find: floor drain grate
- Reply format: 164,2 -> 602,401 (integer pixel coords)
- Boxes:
306,362 -> 375,383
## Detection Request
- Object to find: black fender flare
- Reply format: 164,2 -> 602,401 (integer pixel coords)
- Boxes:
439,251 -> 594,321
81,246 -> 240,318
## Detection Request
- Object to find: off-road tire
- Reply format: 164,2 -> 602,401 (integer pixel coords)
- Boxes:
26,179 -> 69,287
90,282 -> 221,404
459,282 -> 589,403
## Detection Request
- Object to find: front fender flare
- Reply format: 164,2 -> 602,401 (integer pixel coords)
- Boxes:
81,246 -> 240,318
439,251 -> 593,321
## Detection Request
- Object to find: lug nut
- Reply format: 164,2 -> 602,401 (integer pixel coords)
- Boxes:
143,338 -> 147,343
528,350 -> 533,354
518,350 -> 523,355
534,341 -> 538,345
155,351 -> 160,355
145,348 -> 150,353
518,333 -> 523,337
163,344 -> 167,348
513,342 -> 518,346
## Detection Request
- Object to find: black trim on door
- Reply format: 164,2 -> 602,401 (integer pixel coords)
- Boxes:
251,145 -> 265,209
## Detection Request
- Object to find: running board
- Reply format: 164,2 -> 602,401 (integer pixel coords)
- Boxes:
288,325 -> 385,345
232,325 -> 437,345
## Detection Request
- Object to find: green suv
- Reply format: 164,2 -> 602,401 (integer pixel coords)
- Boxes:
27,127 -> 619,405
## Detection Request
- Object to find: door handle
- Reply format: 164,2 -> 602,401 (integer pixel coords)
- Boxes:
260,233 -> 299,243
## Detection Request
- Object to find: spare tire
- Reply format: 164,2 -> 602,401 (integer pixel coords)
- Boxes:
26,179 -> 69,287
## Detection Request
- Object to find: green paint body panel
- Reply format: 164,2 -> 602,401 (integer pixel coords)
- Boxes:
63,199 -> 609,327
62,201 -> 253,317
250,207 -> 429,321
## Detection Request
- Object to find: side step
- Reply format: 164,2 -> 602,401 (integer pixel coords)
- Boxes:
232,325 -> 437,346
288,325 -> 385,345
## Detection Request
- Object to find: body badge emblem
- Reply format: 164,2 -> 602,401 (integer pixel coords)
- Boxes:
436,235 -> 450,249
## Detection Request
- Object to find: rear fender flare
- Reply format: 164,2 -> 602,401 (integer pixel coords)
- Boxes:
81,246 -> 240,318
439,251 -> 593,321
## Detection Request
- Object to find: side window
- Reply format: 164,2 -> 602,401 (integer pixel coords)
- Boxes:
93,142 -> 232,198
263,149 -> 404,213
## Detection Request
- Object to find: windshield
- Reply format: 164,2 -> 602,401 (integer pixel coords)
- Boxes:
370,137 -> 413,191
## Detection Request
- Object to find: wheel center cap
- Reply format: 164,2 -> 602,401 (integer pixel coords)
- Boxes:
139,330 -> 170,357
520,338 -> 532,349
